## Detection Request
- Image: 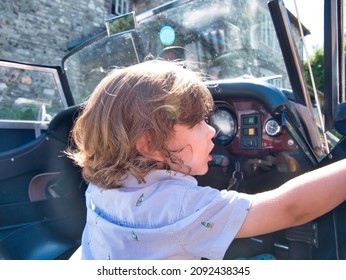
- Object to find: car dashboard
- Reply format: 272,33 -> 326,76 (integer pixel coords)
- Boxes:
197,80 -> 315,195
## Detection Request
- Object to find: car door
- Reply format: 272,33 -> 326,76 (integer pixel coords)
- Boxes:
0,60 -> 87,260
315,0 -> 346,260
271,0 -> 346,259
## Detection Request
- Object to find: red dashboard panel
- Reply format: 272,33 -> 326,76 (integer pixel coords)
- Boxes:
214,100 -> 299,157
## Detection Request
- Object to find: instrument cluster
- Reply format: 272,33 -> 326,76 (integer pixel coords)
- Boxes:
208,101 -> 298,156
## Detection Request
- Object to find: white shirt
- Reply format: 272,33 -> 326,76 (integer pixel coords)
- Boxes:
80,169 -> 252,260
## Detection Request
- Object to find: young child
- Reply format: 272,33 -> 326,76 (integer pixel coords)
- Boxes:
67,59 -> 346,260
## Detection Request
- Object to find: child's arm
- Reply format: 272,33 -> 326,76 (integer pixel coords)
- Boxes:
236,158 -> 346,238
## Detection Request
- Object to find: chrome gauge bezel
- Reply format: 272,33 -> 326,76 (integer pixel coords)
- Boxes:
265,118 -> 281,136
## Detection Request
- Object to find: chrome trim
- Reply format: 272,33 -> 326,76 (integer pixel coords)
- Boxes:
0,61 -> 68,108
0,120 -> 48,138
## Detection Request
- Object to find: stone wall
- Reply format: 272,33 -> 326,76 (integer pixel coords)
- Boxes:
0,0 -> 112,66
0,0 -> 172,66
0,0 -> 302,68
135,0 -> 170,13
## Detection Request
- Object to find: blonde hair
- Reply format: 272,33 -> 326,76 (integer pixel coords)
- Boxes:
67,60 -> 214,189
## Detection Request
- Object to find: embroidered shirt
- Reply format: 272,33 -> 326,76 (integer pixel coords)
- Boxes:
80,170 -> 252,260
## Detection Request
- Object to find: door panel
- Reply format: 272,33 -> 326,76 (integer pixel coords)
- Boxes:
0,61 -> 86,259
310,136 -> 346,259
0,105 -> 87,259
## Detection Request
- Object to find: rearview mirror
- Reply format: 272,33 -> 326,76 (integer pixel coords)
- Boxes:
105,11 -> 136,37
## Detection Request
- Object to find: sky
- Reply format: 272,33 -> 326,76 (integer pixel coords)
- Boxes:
284,0 -> 324,55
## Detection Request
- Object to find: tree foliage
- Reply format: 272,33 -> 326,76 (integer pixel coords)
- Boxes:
303,48 -> 324,92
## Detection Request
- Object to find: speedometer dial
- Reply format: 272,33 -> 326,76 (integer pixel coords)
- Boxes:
208,108 -> 237,144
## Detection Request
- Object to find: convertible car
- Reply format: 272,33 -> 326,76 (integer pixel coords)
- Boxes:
0,0 -> 345,260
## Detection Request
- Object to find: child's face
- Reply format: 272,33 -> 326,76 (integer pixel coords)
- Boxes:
166,120 -> 216,175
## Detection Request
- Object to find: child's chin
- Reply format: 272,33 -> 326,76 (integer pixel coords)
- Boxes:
196,167 -> 209,176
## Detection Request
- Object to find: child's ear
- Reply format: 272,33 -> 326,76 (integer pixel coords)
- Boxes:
136,133 -> 164,161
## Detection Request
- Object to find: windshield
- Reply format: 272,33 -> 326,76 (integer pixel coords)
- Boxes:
63,0 -> 290,104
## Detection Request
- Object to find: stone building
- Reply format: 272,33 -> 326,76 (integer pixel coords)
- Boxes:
0,0 -> 309,124
0,0 -> 169,66
0,0 -> 306,67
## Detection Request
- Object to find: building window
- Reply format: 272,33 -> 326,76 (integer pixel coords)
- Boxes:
110,0 -> 130,15
259,13 -> 280,52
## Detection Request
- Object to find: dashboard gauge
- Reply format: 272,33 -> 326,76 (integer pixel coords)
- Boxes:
265,119 -> 281,136
208,108 -> 237,144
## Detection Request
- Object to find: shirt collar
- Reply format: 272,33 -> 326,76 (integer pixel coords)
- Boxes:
119,169 -> 198,188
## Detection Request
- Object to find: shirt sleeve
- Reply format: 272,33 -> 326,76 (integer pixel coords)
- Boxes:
173,186 -> 252,260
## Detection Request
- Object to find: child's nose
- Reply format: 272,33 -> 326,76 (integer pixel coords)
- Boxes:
208,124 -> 216,139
